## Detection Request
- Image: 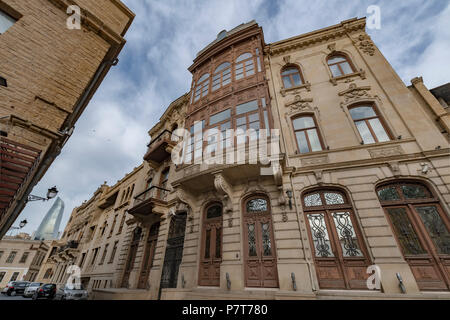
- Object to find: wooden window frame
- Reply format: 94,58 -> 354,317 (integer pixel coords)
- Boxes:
349,104 -> 392,144
235,53 -> 255,81
194,73 -> 210,102
327,53 -> 356,78
212,62 -> 231,91
281,65 -> 304,89
291,115 -> 324,154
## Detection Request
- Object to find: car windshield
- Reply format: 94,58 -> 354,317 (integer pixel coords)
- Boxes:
16,282 -> 28,287
30,283 -> 41,287
43,284 -> 55,289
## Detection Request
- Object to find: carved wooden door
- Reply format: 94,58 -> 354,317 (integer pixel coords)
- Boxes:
303,190 -> 371,289
243,196 -> 278,288
138,222 -> 160,289
159,213 -> 187,296
199,204 -> 223,286
378,182 -> 450,291
121,227 -> 142,288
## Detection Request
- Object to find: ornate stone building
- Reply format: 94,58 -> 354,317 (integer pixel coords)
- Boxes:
0,234 -> 49,287
39,18 -> 450,300
0,0 -> 134,238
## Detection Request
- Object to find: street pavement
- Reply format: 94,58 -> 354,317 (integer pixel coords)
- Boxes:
0,293 -> 32,301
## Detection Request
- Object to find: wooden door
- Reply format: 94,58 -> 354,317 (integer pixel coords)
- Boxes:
303,190 -> 371,289
138,222 -> 160,289
121,227 -> 142,288
243,196 -> 278,288
199,204 -> 223,286
378,182 -> 450,291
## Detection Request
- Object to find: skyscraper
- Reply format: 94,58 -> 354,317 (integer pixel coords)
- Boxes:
34,197 -> 64,241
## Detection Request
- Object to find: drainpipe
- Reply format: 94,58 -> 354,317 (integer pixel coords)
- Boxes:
289,171 -> 317,292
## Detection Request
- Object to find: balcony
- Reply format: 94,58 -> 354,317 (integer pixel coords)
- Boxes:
128,186 -> 169,221
143,130 -> 177,168
0,137 -> 41,219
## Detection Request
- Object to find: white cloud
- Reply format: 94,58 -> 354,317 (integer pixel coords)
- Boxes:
15,0 -> 450,236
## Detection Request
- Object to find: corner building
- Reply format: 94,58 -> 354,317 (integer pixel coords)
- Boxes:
74,18 -> 450,300
0,0 -> 134,238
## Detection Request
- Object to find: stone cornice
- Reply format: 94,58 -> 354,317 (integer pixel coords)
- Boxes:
266,18 -> 366,57
49,0 -> 130,47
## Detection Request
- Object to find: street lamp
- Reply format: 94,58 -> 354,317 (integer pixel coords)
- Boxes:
7,219 -> 28,235
28,186 -> 59,202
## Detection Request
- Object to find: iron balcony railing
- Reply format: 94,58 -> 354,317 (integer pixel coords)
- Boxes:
147,130 -> 174,148
134,185 -> 169,206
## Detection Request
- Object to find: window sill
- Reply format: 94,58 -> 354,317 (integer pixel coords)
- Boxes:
330,69 -> 366,86
280,82 -> 311,97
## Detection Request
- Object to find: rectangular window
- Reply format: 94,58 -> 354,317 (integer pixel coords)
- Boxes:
292,116 -> 323,154
117,215 -> 126,234
109,215 -> 118,237
109,241 -> 119,264
209,109 -> 231,126
90,248 -> 99,265
6,251 -> 16,263
19,252 -> 29,264
79,252 -> 86,268
0,250 -> 3,260
99,244 -> 109,265
10,272 -> 19,282
0,10 -> 16,34
0,272 -> 5,283
350,106 -> 390,144
236,100 -> 258,115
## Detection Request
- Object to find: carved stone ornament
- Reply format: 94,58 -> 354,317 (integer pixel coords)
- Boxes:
278,186 -> 287,208
368,146 -> 404,159
338,83 -> 372,105
213,173 -> 233,214
283,55 -> 291,64
388,161 -> 400,176
327,43 -> 336,53
356,34 -> 375,56
301,155 -> 329,167
282,212 -> 288,222
285,94 -> 314,114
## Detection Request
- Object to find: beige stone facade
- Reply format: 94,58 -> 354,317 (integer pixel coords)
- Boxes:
0,0 -> 134,238
38,18 -> 450,300
0,235 -> 49,287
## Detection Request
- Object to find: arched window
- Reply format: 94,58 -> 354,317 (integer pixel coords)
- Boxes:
199,203 -> 223,286
327,54 -> 354,77
194,73 -> 210,102
377,181 -> 450,290
235,53 -> 254,80
281,66 -> 303,89
292,115 -> 323,154
138,222 -> 160,289
212,62 -> 231,91
349,104 -> 390,144
302,189 -> 370,289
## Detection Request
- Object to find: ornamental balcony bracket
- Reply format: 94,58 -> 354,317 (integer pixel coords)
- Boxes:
213,172 -> 233,214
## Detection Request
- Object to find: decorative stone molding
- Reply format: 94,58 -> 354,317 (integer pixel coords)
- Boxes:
331,69 -> 366,86
301,155 -> 329,167
283,55 -> 291,64
388,161 -> 401,176
285,94 -> 314,114
282,212 -> 288,222
327,43 -> 336,53
314,170 -> 324,184
338,83 -> 372,105
280,82 -> 311,97
368,145 -> 404,159
355,34 -> 375,56
173,188 -> 195,220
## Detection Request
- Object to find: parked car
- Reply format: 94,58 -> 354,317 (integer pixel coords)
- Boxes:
32,283 -> 57,300
23,282 -> 44,298
54,284 -> 89,300
2,281 -> 30,296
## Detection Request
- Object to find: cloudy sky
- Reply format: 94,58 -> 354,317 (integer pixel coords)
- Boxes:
12,0 -> 450,237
